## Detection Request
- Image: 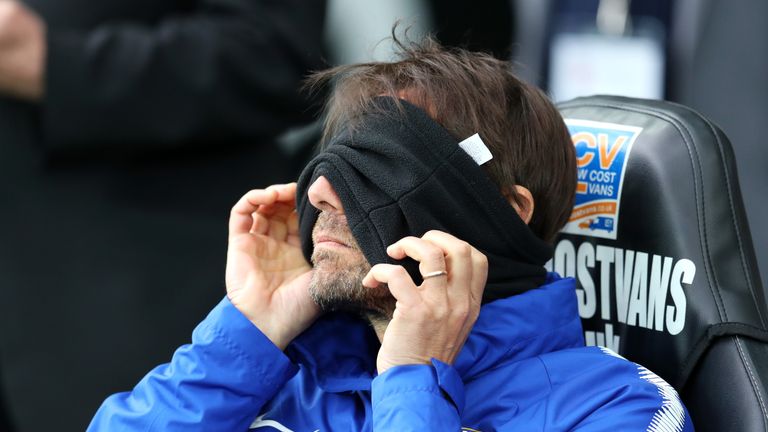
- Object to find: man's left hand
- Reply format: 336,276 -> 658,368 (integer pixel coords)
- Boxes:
0,0 -> 45,100
363,230 -> 488,374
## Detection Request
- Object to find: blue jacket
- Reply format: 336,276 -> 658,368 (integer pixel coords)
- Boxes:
88,274 -> 694,431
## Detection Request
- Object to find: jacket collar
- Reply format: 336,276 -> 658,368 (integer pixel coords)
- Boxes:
286,273 -> 583,392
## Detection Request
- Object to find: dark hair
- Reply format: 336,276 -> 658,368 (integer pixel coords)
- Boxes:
305,36 -> 576,243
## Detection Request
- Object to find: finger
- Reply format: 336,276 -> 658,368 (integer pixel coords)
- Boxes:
250,212 -> 270,235
422,232 -> 485,350
266,182 -> 298,206
230,189 -> 278,236
267,218 -> 288,241
257,202 -> 296,222
420,230 -> 474,299
254,204 -> 293,241
236,184 -> 296,217
363,264 -> 420,304
252,206 -> 291,235
286,233 -> 302,248
287,211 -> 299,234
284,212 -> 302,247
386,236 -> 447,279
468,248 -> 489,302
386,236 -> 450,309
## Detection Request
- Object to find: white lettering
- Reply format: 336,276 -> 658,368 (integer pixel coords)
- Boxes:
588,183 -> 614,196
647,255 -> 673,331
614,248 -> 635,324
585,331 -> 596,346
595,245 -> 614,320
667,259 -> 695,335
576,242 -> 597,319
551,240 -> 694,337
627,252 -> 649,328
544,258 -> 553,272
604,323 -> 620,352
583,323 -> 621,353
588,170 -> 617,183
554,239 -> 576,279
596,330 -> 606,347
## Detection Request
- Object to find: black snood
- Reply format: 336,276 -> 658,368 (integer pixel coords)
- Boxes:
296,97 -> 552,303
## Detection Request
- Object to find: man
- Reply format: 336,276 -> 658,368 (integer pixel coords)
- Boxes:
88,39 -> 694,431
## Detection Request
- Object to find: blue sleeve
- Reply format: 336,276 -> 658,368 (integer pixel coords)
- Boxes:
542,348 -> 695,431
87,297 -> 299,431
569,366 -> 695,431
371,359 -> 465,431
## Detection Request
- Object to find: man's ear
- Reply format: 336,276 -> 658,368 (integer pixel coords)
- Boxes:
503,185 -> 534,225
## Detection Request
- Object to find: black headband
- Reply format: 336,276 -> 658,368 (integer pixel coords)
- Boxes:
296,97 -> 552,302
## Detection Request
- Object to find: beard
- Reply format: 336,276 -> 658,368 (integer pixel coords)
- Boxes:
309,212 -> 395,321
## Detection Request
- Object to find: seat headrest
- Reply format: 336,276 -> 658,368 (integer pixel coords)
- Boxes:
552,95 -> 768,388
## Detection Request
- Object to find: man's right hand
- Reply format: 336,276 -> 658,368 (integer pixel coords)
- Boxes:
226,183 -> 319,350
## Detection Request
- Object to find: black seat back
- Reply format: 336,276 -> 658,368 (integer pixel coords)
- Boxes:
552,95 -> 768,431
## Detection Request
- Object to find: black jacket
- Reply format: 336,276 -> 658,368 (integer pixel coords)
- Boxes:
0,0 -> 325,430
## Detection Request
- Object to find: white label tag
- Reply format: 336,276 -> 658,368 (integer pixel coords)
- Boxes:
458,133 -> 493,165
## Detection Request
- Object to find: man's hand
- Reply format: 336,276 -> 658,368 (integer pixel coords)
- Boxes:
363,230 -> 488,374
226,183 -> 320,350
0,0 -> 45,100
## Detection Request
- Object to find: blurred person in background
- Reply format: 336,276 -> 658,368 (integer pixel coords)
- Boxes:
0,0 -> 326,429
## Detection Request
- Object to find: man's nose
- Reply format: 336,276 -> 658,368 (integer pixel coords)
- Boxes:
307,176 -> 344,214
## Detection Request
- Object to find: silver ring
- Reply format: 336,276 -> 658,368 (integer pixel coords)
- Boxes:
421,270 -> 448,280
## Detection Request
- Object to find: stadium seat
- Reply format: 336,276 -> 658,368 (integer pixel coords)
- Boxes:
552,95 -> 768,431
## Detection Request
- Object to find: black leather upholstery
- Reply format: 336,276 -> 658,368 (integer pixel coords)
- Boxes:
553,95 -> 768,431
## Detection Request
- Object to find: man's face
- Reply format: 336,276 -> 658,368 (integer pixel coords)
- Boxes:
307,176 -> 395,319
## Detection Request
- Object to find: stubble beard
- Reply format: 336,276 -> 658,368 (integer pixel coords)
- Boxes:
309,212 -> 396,322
